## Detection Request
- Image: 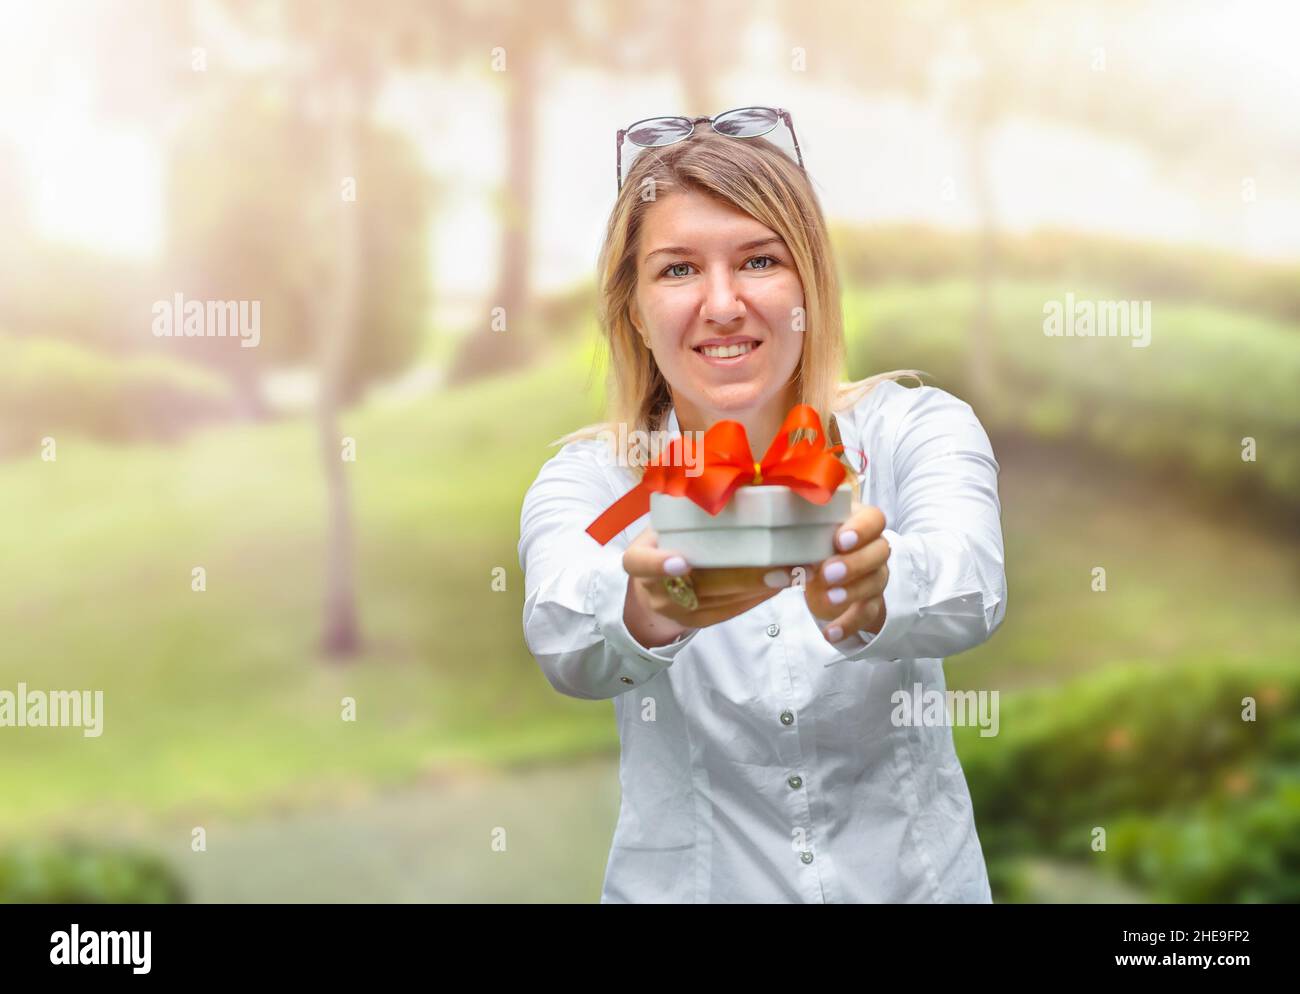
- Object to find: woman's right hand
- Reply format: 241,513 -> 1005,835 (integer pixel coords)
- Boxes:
621,526 -> 793,647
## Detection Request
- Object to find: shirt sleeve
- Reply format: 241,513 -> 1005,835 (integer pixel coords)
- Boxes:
823,386 -> 1008,664
518,440 -> 701,700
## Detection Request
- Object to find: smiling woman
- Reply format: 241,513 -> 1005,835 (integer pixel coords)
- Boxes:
518,117 -> 1007,904
632,193 -> 807,444
557,124 -> 923,469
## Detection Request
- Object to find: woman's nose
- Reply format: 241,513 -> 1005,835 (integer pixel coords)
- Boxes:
700,270 -> 746,326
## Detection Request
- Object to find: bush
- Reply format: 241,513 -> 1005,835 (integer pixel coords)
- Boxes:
0,840 -> 186,903
955,657 -> 1299,902
1107,777 -> 1300,903
832,223 -> 1300,325
0,336 -> 234,456
844,281 -> 1300,508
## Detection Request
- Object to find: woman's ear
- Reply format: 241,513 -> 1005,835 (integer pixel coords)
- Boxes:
629,301 -> 649,347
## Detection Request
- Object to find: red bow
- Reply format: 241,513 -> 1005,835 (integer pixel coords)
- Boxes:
585,404 -> 852,545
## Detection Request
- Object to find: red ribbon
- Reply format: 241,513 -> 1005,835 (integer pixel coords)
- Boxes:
585,404 -> 854,545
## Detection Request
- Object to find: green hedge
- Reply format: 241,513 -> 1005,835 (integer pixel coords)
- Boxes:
956,657 -> 1299,902
833,223 -> 1300,326
0,840 -> 186,903
1107,777 -> 1300,903
845,281 -> 1300,508
0,336 -> 233,455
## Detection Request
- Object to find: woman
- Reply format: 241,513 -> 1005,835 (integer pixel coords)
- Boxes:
517,109 -> 1008,903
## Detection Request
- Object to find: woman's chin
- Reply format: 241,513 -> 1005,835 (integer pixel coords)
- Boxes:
691,384 -> 768,414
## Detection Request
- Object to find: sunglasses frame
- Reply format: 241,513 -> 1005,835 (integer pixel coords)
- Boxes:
615,105 -> 806,193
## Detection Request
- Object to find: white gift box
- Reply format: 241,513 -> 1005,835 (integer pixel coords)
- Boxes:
650,483 -> 853,568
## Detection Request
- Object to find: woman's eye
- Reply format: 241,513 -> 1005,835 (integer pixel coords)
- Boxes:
662,256 -> 778,279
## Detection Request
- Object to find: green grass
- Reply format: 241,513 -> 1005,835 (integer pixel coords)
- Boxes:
951,435 -> 1300,690
1,312 -> 1297,842
0,345 -> 613,837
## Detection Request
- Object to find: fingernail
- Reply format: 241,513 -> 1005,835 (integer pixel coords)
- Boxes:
664,556 -> 689,576
828,586 -> 847,604
837,530 -> 859,551
825,625 -> 843,642
764,569 -> 792,589
823,560 -> 847,583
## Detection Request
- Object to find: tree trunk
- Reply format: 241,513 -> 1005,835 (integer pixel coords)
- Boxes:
317,76 -> 362,659
963,12 -> 1000,412
676,17 -> 715,117
228,360 -> 268,421
496,34 -> 534,338
965,106 -> 999,411
447,24 -> 537,385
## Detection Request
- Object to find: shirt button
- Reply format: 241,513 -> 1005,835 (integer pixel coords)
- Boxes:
787,775 -> 803,789
619,676 -> 634,684
779,710 -> 794,726
800,850 -> 814,864
766,623 -> 780,638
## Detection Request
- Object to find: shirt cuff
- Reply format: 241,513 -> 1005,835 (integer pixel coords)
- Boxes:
588,542 -> 700,686
823,527 -> 922,664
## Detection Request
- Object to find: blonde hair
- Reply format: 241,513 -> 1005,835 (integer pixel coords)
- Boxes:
553,125 -> 925,492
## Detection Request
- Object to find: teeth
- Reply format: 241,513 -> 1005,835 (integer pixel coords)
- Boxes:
699,341 -> 757,358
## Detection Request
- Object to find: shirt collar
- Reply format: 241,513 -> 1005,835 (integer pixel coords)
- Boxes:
664,405 -> 846,451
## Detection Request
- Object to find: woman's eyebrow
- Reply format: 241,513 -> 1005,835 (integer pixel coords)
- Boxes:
643,236 -> 784,265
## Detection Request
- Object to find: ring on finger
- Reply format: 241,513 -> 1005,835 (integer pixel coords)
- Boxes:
663,575 -> 699,610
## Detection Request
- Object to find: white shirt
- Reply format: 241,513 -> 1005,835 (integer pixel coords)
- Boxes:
517,381 -> 1008,902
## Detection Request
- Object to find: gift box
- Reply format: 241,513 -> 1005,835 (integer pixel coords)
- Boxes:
586,404 -> 861,569
650,482 -> 853,568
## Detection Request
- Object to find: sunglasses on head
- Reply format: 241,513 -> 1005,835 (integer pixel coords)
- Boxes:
616,105 -> 806,193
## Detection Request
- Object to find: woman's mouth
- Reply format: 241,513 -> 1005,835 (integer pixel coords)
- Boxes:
693,340 -> 762,366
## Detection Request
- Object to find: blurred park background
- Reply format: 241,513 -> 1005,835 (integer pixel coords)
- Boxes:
1,0 -> 1297,903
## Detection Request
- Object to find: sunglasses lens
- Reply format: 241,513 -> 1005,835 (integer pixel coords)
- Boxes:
627,117 -> 693,147
712,107 -> 779,138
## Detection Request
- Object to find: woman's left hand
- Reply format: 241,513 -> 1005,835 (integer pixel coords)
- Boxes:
801,503 -> 891,643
